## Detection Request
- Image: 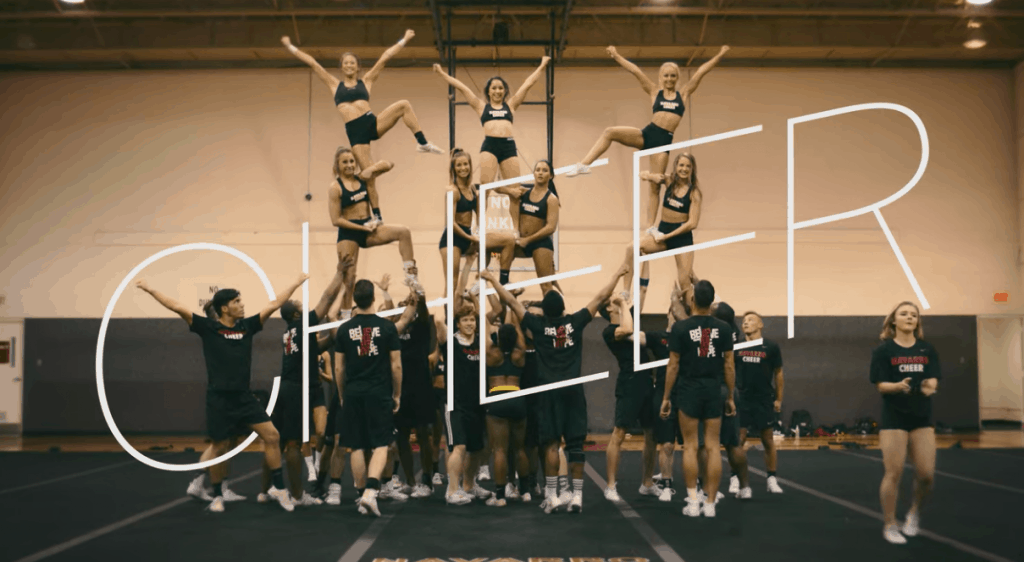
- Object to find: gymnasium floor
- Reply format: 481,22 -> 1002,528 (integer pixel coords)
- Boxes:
2,432 -> 1021,562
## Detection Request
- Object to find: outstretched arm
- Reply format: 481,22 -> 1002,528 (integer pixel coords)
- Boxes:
681,45 -> 729,97
313,259 -> 350,320
507,56 -> 551,110
393,291 -> 421,334
260,273 -> 310,325
607,46 -> 656,96
136,280 -> 194,325
432,64 -> 486,114
363,29 -> 415,86
281,36 -> 339,93
480,270 -> 526,320
586,261 -> 630,318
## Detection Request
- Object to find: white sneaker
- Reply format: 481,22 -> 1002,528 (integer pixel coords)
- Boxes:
417,142 -> 444,155
558,489 -> 572,506
729,475 -> 740,494
390,475 -> 412,495
411,483 -> 432,498
884,525 -> 907,544
468,484 -> 492,499
266,487 -> 294,512
639,484 -> 661,496
207,496 -> 225,513
359,491 -> 381,517
701,501 -> 717,517
445,489 -> 472,505
737,487 -> 752,500
568,491 -> 583,513
296,493 -> 323,506
521,491 -> 532,503
432,472 -> 443,486
767,476 -> 784,494
221,484 -> 246,502
658,486 -> 676,502
902,512 -> 920,537
505,483 -> 521,501
187,476 -> 212,501
325,483 -> 342,505
541,493 -> 563,514
682,497 -> 701,517
652,473 -> 663,483
565,162 -> 591,178
604,485 -> 622,502
699,490 -> 725,503
356,496 -> 368,515
478,465 -> 491,481
485,496 -> 507,507
380,482 -> 409,502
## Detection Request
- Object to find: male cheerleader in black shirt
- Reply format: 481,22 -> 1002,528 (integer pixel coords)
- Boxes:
334,279 -> 408,516
136,273 -> 308,513
736,310 -> 784,495
481,260 -> 628,514
870,301 -> 939,545
393,293 -> 437,499
660,279 -> 734,518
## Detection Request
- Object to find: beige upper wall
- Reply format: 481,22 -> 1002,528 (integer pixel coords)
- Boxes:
0,66 -> 1019,320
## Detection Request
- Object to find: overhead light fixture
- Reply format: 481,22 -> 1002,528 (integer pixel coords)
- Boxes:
964,20 -> 987,48
62,0 -> 86,4
966,0 -> 993,5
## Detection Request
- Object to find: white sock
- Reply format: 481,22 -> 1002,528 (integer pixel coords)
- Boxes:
304,455 -> 315,472
545,476 -> 557,498
573,479 -> 584,493
314,450 -> 321,466
687,487 -> 699,500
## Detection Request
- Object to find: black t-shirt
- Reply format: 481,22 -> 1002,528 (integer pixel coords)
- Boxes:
399,302 -> 432,393
870,339 -> 941,416
520,309 -> 593,384
669,315 -> 734,386
335,313 -> 401,397
281,310 -> 320,385
736,337 -> 783,402
452,334 -> 482,409
521,337 -> 539,390
603,324 -> 655,392
647,330 -> 671,386
189,314 -> 264,391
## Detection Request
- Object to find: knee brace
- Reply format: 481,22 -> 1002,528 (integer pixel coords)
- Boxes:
565,438 -> 586,464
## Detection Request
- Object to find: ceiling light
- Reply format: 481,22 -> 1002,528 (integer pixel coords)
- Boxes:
966,0 -> 993,5
963,19 -> 987,48
62,0 -> 86,4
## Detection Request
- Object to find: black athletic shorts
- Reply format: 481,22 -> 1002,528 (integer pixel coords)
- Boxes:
439,229 -> 473,254
395,381 -> 437,431
337,394 -> 396,450
656,221 -> 694,251
206,389 -> 271,442
271,380 -> 312,444
434,387 -> 447,413
537,386 -> 588,448
739,398 -> 776,433
446,405 -> 486,453
337,217 -> 371,248
310,380 -> 326,410
345,111 -> 380,146
480,136 -> 517,163
614,377 -> 654,430
486,387 -> 527,420
525,393 -> 540,448
521,236 -> 554,258
881,405 -> 932,432
696,413 -> 741,449
653,381 -> 682,444
674,379 -> 723,421
641,122 -> 674,150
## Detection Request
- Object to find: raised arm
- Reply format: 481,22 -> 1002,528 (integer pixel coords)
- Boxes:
507,56 -> 551,110
612,294 -> 645,345
358,160 -> 394,182
375,274 -> 395,312
260,273 -> 310,324
313,260 -> 349,320
363,29 -> 415,87
519,195 -> 559,246
586,261 -> 630,318
480,270 -> 526,320
607,46 -> 657,96
394,291 -> 421,334
432,64 -> 486,114
136,280 -> 194,325
681,45 -> 729,97
281,36 -> 339,93
453,250 -> 476,312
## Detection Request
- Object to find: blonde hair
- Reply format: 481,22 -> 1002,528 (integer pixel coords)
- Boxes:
880,301 -> 923,340
332,146 -> 356,179
667,152 -> 699,190
659,62 -> 681,88
449,149 -> 473,186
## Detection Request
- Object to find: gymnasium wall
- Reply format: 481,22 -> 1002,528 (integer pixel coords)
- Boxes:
23,314 -> 978,435
0,66 -> 1020,323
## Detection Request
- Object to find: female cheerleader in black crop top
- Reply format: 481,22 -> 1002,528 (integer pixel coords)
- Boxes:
870,301 -> 939,545
328,147 -> 422,312
623,153 -> 702,297
484,322 -> 530,507
283,31 -> 443,221
511,160 -> 562,295
566,45 -> 727,227
439,149 -> 516,292
432,59 -> 550,196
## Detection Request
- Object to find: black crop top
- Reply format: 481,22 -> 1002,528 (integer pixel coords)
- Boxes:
519,187 -> 552,220
480,102 -> 513,125
454,185 -> 478,214
653,90 -> 685,116
488,353 -> 523,380
338,177 -> 370,209
335,80 -> 370,105
662,183 -> 692,214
